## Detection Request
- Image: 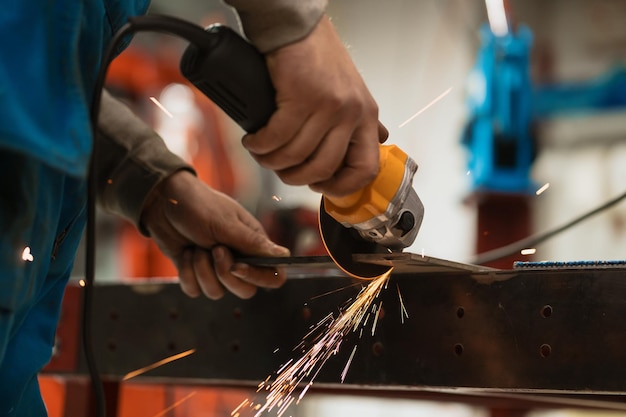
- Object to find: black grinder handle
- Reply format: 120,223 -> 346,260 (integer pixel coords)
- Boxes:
180,24 -> 276,133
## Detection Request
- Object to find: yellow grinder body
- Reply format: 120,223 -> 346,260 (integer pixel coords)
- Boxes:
322,144 -> 423,253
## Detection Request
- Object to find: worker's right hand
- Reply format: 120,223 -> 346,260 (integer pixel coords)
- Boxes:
241,15 -> 389,198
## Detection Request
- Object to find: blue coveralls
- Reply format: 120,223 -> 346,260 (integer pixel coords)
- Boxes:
0,1 -> 149,414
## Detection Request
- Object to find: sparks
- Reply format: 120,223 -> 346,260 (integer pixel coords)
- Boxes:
78,279 -> 86,287
272,195 -> 282,202
397,284 -> 409,324
149,96 -> 174,118
21,246 -> 34,262
297,382 -> 312,403
309,282 -> 362,300
123,348 -> 196,381
536,182 -> 550,196
240,270 -> 392,416
168,198 -> 179,205
521,248 -> 536,256
152,392 -> 196,417
297,312 -> 334,345
276,358 -> 294,375
232,399 -> 250,416
276,396 -> 294,417
398,87 -> 453,128
371,302 -> 382,336
341,345 -> 358,382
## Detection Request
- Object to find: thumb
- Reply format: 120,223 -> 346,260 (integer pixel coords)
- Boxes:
378,121 -> 389,143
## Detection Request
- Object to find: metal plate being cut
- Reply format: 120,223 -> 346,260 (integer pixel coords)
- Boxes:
353,252 -> 496,274
238,252 -> 495,277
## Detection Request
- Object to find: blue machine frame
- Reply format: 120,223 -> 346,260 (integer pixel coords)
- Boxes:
462,24 -> 535,194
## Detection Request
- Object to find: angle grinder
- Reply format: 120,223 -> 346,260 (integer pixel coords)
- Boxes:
180,24 -> 424,278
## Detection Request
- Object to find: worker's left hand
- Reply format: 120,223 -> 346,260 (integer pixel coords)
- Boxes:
140,170 -> 290,300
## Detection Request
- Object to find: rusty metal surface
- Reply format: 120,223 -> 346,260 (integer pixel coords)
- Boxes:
67,265 -> 626,401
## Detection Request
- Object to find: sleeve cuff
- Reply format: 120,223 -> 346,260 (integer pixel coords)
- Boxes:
224,0 -> 327,52
95,90 -> 196,233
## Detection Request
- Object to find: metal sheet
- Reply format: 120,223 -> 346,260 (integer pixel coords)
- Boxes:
352,252 -> 497,274
238,253 -> 496,277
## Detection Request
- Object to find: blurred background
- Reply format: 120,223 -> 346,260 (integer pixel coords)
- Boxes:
83,0 -> 626,282
50,0 -> 626,416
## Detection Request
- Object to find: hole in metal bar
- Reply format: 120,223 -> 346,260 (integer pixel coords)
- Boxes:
540,343 -> 552,358
541,305 -> 553,318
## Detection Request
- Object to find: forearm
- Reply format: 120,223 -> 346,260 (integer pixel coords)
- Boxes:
224,0 -> 327,52
95,90 -> 194,232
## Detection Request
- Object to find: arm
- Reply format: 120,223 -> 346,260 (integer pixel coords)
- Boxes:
225,1 -> 389,197
95,90 -> 289,299
95,90 -> 193,229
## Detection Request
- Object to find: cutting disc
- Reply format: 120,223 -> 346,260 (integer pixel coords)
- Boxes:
319,198 -> 393,280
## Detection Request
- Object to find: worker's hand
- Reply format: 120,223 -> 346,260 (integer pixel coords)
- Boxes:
242,15 -> 389,197
140,170 -> 290,300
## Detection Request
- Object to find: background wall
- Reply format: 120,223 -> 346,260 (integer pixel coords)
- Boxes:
513,0 -> 626,262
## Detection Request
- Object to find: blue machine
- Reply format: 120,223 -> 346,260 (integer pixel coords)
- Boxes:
534,65 -> 626,117
462,23 -> 535,194
463,21 -> 626,194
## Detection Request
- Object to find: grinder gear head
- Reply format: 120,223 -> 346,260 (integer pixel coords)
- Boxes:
320,144 -> 424,279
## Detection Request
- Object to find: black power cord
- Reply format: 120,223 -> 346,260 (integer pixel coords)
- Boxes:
86,15 -> 218,417
471,189 -> 626,265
